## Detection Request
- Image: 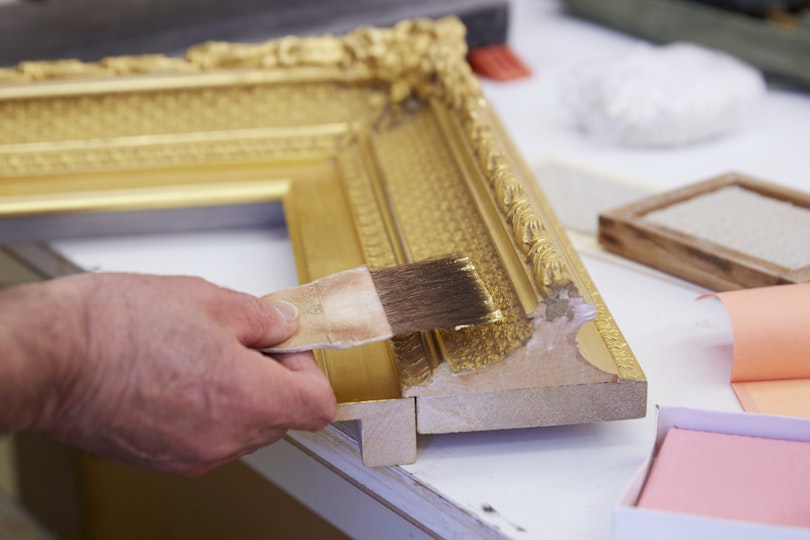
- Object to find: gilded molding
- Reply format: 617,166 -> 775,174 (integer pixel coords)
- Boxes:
0,18 -> 569,299
0,130 -> 347,177
592,298 -> 645,382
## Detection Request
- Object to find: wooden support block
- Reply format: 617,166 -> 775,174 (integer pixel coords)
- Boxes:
336,399 -> 417,468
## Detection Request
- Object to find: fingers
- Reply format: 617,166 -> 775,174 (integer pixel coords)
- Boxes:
274,350 -> 323,375
252,351 -> 337,432
194,282 -> 335,431
171,276 -> 304,349
191,281 -> 300,349
279,353 -> 337,431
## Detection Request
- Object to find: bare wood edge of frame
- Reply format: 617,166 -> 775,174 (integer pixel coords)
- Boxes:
598,171 -> 810,291
0,17 -> 646,466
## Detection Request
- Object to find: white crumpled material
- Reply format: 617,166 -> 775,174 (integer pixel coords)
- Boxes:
561,42 -> 766,147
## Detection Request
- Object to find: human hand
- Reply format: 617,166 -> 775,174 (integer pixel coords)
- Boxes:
0,273 -> 336,476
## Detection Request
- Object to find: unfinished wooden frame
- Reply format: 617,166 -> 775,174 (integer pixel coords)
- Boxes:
599,172 -> 810,292
0,18 -> 646,466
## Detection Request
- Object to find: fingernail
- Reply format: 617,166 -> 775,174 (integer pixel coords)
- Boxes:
270,300 -> 298,322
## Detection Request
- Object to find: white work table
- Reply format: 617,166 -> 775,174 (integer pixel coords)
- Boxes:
51,1 -> 810,538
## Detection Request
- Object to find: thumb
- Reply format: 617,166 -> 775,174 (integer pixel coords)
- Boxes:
235,298 -> 300,349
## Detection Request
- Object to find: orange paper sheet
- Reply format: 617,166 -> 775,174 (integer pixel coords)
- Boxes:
701,283 -> 810,418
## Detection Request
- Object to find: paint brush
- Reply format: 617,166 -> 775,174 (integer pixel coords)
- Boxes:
261,255 -> 502,352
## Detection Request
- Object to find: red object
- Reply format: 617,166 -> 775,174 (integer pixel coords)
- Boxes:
468,44 -> 532,81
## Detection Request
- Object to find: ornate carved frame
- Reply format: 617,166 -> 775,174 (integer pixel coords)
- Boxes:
0,18 -> 645,466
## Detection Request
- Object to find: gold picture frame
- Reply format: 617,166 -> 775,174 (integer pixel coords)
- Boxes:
0,18 -> 645,466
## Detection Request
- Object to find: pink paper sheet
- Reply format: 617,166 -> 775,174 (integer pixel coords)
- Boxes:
637,427 -> 810,527
701,283 -> 810,417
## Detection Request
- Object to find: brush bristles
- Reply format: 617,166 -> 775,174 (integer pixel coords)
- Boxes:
370,256 -> 503,336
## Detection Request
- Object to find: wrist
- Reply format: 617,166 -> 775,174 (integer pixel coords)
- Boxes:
0,278 -> 86,432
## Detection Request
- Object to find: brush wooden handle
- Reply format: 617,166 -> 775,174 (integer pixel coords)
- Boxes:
260,266 -> 394,353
